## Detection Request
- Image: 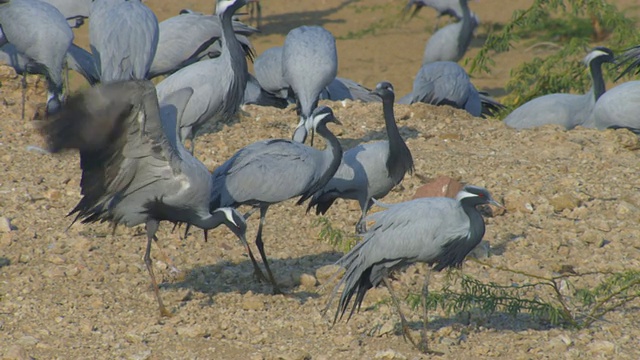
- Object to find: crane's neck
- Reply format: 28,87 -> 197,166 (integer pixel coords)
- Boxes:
315,123 -> 343,187
461,203 -> 486,248
589,57 -> 607,101
457,0 -> 473,58
219,7 -> 248,91
382,94 -> 414,183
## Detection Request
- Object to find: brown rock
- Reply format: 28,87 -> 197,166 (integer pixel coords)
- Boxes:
315,264 -> 343,285
299,273 -> 317,289
44,189 -> 62,201
0,217 -> 14,233
549,193 -> 581,212
242,292 -> 265,311
502,190 -> 534,213
413,176 -> 463,199
2,345 -> 29,360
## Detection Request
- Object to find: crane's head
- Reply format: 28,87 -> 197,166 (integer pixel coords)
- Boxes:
456,185 -> 501,208
370,81 -> 395,102
216,0 -> 246,16
213,207 -> 248,246
310,106 -> 342,131
583,47 -> 615,67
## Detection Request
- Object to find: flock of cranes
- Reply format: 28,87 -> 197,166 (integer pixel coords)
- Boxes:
1,0 -> 639,352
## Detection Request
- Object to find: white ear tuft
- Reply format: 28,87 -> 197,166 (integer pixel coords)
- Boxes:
216,0 -> 234,15
311,112 -> 329,129
455,190 -> 478,202
215,208 -> 238,227
583,49 -> 609,65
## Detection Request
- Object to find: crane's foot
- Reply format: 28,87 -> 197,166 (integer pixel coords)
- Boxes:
158,304 -> 174,318
355,220 -> 367,234
253,268 -> 269,283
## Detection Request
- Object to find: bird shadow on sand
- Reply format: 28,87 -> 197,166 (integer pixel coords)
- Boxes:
254,0 -> 359,36
365,309 -> 560,339
338,125 -> 421,150
163,250 -> 343,304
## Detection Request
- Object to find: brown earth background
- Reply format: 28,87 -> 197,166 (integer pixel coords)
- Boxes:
2,0 -> 640,359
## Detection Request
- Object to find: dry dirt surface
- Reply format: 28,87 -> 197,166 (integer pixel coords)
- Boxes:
2,0 -> 640,359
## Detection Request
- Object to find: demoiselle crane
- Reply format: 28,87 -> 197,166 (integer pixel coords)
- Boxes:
89,0 -> 159,82
327,185 -> 500,352
149,10 -> 257,79
38,80 -> 250,317
588,46 -> 640,131
504,47 -> 614,130
283,26 -> 337,144
156,0 -> 249,154
209,106 -> 343,293
308,82 -> 414,233
0,0 -> 73,116
422,0 -> 478,65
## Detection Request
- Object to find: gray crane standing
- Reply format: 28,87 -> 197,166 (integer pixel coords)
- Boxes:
308,82 -> 414,233
327,185 -> 500,353
149,10 -> 257,79
422,0 -> 478,65
155,0 -> 249,154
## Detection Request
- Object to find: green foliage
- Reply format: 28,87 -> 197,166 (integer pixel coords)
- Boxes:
469,0 -> 640,111
405,263 -> 640,329
313,216 -> 358,252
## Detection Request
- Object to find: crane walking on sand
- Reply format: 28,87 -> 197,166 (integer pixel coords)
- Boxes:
326,185 -> 500,353
38,80 -> 250,317
209,106 -> 344,294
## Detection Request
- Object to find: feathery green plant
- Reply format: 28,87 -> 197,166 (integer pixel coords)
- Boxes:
469,0 -> 640,111
405,261 -> 640,329
313,216 -> 358,253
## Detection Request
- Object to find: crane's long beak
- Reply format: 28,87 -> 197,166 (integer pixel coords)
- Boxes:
489,199 -> 503,208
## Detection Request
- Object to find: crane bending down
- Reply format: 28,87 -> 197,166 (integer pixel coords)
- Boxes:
38,80 -> 250,317
209,106 -> 344,294
326,185 -> 500,353
283,26 -> 338,144
0,0 -> 73,116
308,82 -> 414,233
89,0 -> 159,82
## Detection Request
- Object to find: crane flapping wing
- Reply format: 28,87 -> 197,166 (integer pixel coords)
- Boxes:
39,80 -> 180,224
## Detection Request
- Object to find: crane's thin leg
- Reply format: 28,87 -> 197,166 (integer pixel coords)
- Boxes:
152,234 -> 180,276
144,220 -> 172,317
256,1 -> 262,29
21,70 -> 27,120
382,277 -> 418,348
420,269 -> 432,354
242,238 -> 268,283
255,206 -> 283,294
355,200 -> 372,234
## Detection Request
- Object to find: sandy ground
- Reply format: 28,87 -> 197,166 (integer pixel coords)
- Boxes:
2,0 -> 640,359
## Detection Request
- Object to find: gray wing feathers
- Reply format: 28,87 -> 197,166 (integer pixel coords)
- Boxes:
159,87 -> 194,153
283,26 -> 337,117
90,0 -> 158,81
339,198 -> 470,283
212,140 -> 320,206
